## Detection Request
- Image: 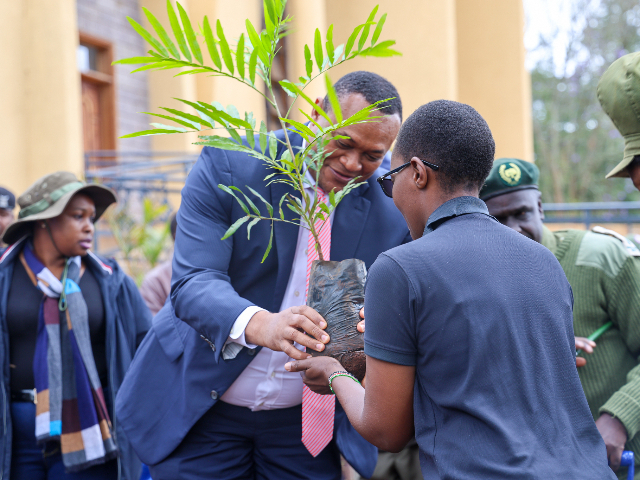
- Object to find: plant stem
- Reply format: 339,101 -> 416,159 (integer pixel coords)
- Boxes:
249,214 -> 300,227
268,60 -> 324,261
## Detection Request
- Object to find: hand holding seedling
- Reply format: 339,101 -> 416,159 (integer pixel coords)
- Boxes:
286,356 -> 344,395
357,307 -> 365,333
245,306 -> 330,360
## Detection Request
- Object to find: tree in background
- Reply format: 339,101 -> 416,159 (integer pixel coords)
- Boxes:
527,0 -> 640,202
105,199 -> 172,285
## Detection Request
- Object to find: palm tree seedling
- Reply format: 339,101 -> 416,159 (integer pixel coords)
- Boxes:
116,0 -> 400,377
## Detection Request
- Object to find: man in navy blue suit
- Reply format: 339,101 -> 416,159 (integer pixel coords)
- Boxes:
116,71 -> 411,480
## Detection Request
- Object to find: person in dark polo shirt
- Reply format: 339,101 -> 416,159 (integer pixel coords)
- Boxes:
287,100 -> 615,479
482,158 -> 640,478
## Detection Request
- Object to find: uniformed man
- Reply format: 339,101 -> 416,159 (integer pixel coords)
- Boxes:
481,158 -> 640,479
0,186 -> 15,246
598,51 -> 640,188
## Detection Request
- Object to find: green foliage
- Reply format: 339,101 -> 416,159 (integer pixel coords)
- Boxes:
105,199 -> 172,285
116,0 -> 400,261
529,0 -> 640,203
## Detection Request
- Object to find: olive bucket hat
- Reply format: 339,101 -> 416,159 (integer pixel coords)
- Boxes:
597,51 -> 640,178
2,171 -> 117,245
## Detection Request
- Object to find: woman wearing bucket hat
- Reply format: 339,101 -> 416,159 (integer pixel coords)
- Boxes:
0,172 -> 152,480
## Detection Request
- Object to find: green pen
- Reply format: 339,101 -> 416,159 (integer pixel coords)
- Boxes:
576,321 -> 613,356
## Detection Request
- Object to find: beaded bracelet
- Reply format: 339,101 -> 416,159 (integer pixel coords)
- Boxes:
328,370 -> 361,394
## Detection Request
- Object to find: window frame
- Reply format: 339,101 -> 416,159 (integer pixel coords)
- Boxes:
78,32 -> 116,152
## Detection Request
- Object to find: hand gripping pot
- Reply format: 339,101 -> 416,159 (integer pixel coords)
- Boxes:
306,259 -> 367,381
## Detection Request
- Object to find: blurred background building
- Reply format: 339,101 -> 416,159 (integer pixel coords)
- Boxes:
1,0 -> 532,198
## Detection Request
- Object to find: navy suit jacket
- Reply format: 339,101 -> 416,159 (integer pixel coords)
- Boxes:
116,131 -> 410,477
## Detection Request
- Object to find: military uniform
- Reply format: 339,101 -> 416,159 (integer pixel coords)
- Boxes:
541,225 -> 640,479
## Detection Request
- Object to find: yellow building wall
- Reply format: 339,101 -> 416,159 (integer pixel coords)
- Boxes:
0,0 -> 532,195
140,0 -> 534,161
456,0 -> 533,161
139,0 -> 267,153
0,0 -> 83,196
326,0 -> 459,114
325,0 -> 532,160
286,0 -> 328,121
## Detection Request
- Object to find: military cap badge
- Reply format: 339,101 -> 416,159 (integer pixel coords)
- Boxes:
498,162 -> 522,186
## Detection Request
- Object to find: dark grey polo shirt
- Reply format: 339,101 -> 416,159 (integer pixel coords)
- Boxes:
364,196 -> 614,479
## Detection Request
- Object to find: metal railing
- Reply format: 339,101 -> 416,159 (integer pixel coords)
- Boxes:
85,150 -> 199,255
542,201 -> 640,231
84,150 -> 199,197
83,151 -> 640,251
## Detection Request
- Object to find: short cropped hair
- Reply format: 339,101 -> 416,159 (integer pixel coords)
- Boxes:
394,100 -> 495,193
323,71 -> 402,121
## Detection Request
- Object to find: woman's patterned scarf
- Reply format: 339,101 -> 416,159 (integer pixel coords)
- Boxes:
20,243 -> 117,472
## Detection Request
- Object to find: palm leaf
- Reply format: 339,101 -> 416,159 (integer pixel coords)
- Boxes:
216,20 -> 235,74
166,0 -> 191,61
126,17 -> 168,56
236,33 -> 246,79
142,7 -> 180,57
177,2 -> 203,64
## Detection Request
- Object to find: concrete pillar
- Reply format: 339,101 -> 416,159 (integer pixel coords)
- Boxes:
325,0 -> 459,119
140,0 -> 266,151
456,0 -> 533,161
286,0 -> 328,121
205,0 -> 266,127
140,0 -> 199,152
0,0 -> 83,195
0,1 -> 28,192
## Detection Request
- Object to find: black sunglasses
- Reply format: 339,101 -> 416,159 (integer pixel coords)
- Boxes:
377,159 -> 440,198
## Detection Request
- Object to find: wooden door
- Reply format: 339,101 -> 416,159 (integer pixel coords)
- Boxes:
82,80 -> 102,152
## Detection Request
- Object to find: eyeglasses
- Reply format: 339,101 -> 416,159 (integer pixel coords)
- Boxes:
376,159 -> 440,198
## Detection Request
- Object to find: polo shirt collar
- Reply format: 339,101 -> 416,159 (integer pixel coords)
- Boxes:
423,196 -> 489,236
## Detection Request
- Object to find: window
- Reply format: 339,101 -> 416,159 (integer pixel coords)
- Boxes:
77,44 -> 99,73
78,33 -> 116,153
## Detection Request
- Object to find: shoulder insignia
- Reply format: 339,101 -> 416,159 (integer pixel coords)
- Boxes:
592,226 -> 640,257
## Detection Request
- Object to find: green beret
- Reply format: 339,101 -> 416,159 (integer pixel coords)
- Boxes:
479,158 -> 540,201
597,52 -> 640,178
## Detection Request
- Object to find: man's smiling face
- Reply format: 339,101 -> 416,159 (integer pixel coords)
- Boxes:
309,93 -> 401,193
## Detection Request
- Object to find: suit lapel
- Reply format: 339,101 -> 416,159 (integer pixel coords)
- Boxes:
270,131 -> 303,312
268,131 -> 373,306
331,184 -> 371,261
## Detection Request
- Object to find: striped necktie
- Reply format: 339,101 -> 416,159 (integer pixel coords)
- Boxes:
301,188 -> 336,457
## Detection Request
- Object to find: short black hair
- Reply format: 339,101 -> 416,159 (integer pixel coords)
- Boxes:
169,212 -> 177,240
394,100 -> 495,193
323,71 -> 402,121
